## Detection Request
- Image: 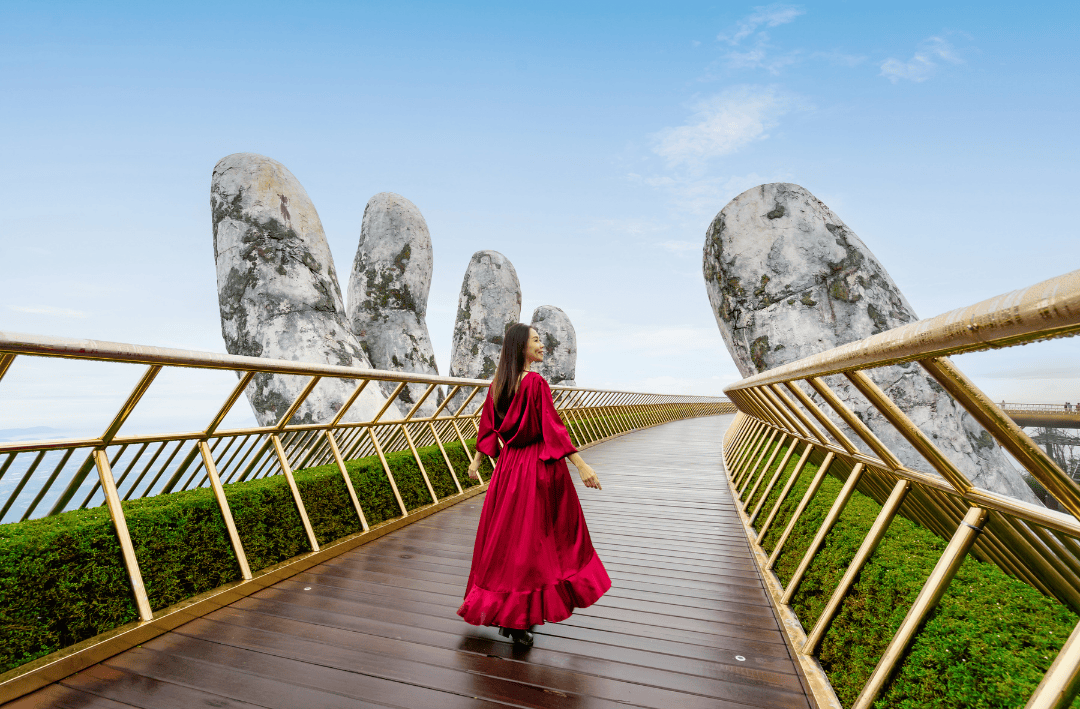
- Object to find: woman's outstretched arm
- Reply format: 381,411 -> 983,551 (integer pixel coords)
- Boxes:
467,450 -> 484,480
567,452 -> 601,490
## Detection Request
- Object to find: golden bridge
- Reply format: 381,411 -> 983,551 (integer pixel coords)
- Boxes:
1,268 -> 1079,709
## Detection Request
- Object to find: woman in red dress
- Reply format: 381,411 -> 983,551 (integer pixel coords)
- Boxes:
457,323 -> 611,647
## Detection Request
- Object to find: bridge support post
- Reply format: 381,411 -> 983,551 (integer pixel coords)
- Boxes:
782,462 -> 865,603
803,477 -> 910,654
94,449 -> 153,621
1027,617 -> 1080,709
852,505 -> 988,709
750,441 -> 810,525
743,432 -> 794,510
766,452 -> 835,569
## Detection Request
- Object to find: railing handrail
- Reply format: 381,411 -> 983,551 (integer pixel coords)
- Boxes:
724,268 -> 1080,392
0,329 -> 729,401
719,266 -> 1080,709
0,328 -> 733,703
1003,402 -> 1080,413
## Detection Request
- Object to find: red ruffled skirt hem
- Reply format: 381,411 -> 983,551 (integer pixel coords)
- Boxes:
457,551 -> 611,629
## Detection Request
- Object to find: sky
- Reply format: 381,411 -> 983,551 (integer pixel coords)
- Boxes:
1,0 -> 1078,435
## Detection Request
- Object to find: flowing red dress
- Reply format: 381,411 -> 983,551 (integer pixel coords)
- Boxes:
457,371 -> 611,630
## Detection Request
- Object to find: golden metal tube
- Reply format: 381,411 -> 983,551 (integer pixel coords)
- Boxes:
93,449 -> 153,621
102,365 -> 162,445
845,369 -> 972,494
922,356 -> 1080,520
734,423 -> 772,483
403,383 -> 439,421
782,462 -> 865,604
330,379 -> 371,427
767,452 -> 835,569
366,427 -> 409,516
270,434 -> 321,552
725,269 -> 1080,391
727,419 -> 763,478
737,428 -> 779,491
450,385 -> 483,417
198,440 -> 252,580
273,375 -> 322,429
739,389 -> 777,428
751,441 -> 809,525
1,450 -> 46,521
761,386 -> 813,440
804,478 -> 910,654
784,380 -> 861,454
206,371 -> 256,437
325,430 -> 369,532
727,415 -> 755,461
1000,516 -> 1080,612
400,424 -> 438,505
217,434 -> 254,483
0,353 -> 15,384
852,506 -> 988,709
428,421 -> 463,495
731,422 -> 767,483
982,514 -> 1058,599
770,383 -> 831,448
747,388 -> 789,432
757,447 -> 821,542
1026,616 -> 1080,709
371,381 -> 407,425
450,419 -> 485,484
137,440 -> 185,497
808,376 -> 904,470
22,448 -> 76,520
743,434 -> 790,509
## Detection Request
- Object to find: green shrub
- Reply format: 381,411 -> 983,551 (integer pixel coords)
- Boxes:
0,439 -> 488,675
740,448 -> 1080,708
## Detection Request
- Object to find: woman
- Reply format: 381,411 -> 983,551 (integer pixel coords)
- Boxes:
457,324 -> 611,647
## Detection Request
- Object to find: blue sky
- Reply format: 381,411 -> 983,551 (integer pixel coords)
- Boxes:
1,1 -> 1078,433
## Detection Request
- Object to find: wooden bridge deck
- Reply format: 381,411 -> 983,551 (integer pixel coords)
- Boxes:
7,414 -> 812,709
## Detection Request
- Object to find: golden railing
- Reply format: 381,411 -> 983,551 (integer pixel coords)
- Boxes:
722,268 -> 1080,709
1003,403 -> 1080,430
0,329 -> 732,702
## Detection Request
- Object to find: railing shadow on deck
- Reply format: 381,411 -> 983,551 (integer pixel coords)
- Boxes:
0,330 -> 733,704
722,268 -> 1080,709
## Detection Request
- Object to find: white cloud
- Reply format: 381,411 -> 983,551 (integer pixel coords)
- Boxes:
658,240 -> 700,255
8,305 -> 88,318
725,47 -> 803,75
712,4 -> 806,75
651,86 -> 796,168
880,36 -> 963,83
811,50 -> 866,67
719,4 -> 805,46
632,169 -> 791,218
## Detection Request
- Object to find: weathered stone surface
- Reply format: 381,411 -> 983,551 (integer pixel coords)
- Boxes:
448,250 -> 522,413
531,305 -> 577,387
212,153 -> 397,426
704,183 -> 1039,504
346,192 -> 443,417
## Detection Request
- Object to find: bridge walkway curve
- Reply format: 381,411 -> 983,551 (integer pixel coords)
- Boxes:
5,414 -> 811,709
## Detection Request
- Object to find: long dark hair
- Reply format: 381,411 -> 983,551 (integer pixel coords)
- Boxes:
490,323 -> 532,416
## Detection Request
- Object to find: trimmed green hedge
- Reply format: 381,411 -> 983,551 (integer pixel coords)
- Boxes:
743,443 -> 1080,708
0,439 -> 488,675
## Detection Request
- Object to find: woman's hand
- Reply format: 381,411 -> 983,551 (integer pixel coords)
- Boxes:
577,463 -> 601,490
468,450 -> 483,480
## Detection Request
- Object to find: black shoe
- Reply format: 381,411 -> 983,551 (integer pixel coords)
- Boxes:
498,626 -> 534,647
